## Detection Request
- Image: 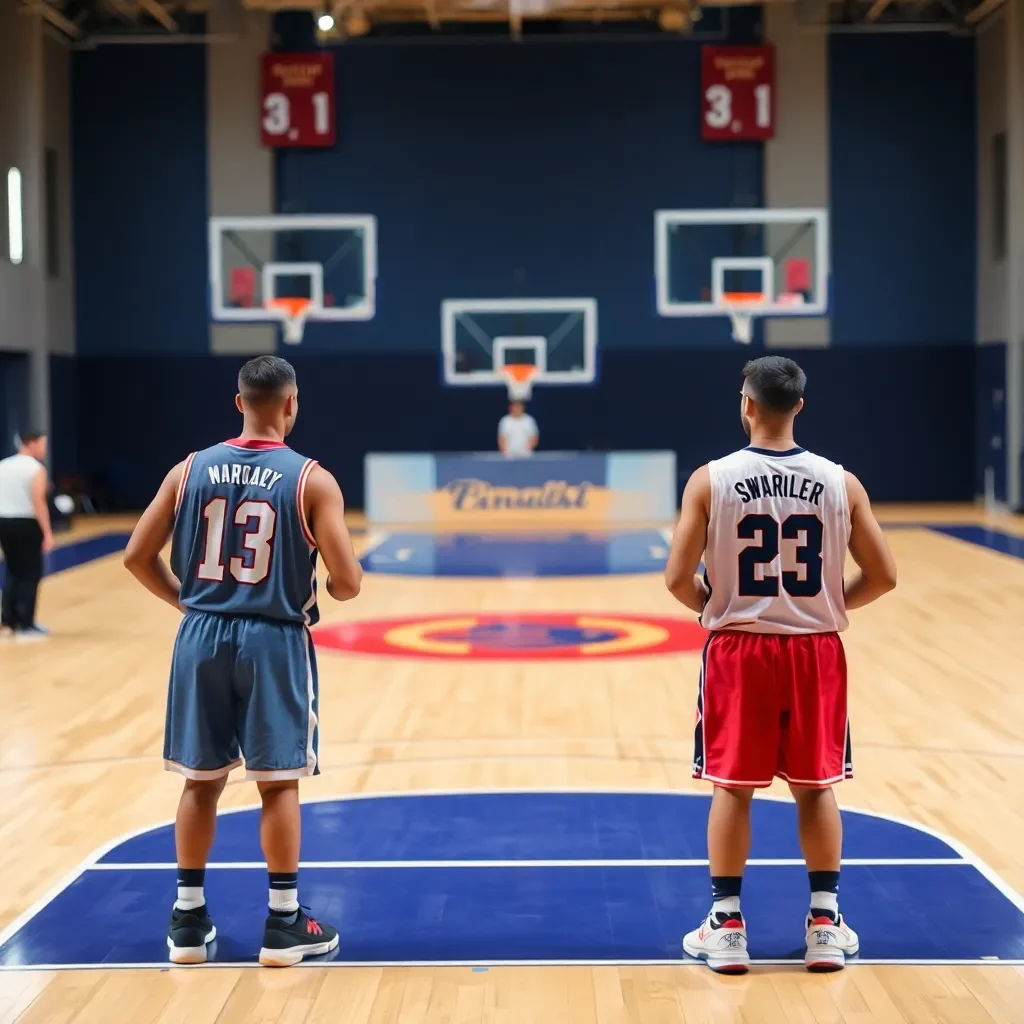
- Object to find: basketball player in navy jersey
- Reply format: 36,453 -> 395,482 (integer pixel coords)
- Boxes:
124,356 -> 363,967
665,356 -> 897,974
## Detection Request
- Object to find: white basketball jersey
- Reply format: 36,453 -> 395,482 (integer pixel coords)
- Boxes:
701,446 -> 851,634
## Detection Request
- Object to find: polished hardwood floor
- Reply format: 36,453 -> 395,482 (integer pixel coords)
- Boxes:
0,508 -> 1021,1023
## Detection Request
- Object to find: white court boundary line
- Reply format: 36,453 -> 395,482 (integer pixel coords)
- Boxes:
0,788 -> 1021,971
3,958 -> 1022,972
356,530 -> 391,559
88,857 -> 967,871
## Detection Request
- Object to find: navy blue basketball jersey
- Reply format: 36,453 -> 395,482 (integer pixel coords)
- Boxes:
171,439 -> 320,625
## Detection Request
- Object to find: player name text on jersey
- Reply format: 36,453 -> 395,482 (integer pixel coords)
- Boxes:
206,463 -> 285,491
733,473 -> 826,505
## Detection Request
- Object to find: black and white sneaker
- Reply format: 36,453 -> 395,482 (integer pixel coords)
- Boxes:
15,625 -> 49,643
167,904 -> 217,964
259,907 -> 339,967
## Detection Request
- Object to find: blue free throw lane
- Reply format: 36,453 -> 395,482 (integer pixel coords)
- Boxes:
361,531 -> 670,577
929,525 -> 1024,561
0,532 -> 131,588
3,863 -> 1020,967
2,792 -> 1022,968
100,792 -> 955,864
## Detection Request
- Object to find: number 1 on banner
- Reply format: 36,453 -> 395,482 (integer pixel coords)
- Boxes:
755,84 -> 771,129
312,92 -> 331,136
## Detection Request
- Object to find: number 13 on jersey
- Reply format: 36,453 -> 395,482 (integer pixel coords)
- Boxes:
701,45 -> 775,142
261,52 -> 336,148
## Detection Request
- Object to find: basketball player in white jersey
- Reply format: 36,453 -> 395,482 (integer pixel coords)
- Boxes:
665,356 -> 897,974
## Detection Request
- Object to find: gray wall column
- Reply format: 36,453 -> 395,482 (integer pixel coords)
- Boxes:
0,8 -> 68,442
763,6 -> 830,348
207,9 -> 276,355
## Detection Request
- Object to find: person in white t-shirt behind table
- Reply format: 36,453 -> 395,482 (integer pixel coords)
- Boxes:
0,430 -> 53,641
497,401 -> 539,459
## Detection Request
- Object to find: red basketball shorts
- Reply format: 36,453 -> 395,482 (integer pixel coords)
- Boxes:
693,630 -> 852,789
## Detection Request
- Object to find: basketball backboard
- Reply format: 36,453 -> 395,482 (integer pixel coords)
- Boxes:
442,298 -> 597,394
209,214 -> 377,343
654,208 -> 829,342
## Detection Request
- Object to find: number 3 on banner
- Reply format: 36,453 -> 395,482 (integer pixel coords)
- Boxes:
262,92 -> 290,135
198,498 -> 277,585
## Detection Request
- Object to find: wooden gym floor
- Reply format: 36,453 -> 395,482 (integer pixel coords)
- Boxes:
0,506 -> 1022,1023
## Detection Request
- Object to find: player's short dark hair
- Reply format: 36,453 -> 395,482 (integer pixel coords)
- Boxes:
18,429 -> 46,444
238,356 -> 296,404
741,356 -> 806,414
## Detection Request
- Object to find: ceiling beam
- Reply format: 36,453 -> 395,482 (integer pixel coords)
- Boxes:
20,0 -> 82,38
137,0 -> 178,30
964,0 -> 1006,23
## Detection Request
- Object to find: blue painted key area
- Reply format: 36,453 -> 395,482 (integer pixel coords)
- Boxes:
1,791 -> 1021,968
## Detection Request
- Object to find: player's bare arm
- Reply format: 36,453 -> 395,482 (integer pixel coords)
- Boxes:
123,461 -> 185,611
303,465 -> 362,601
30,464 -> 54,553
665,464 -> 712,614
843,470 -> 897,610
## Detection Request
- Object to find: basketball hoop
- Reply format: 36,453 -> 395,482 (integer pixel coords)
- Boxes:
266,297 -> 314,345
721,291 -> 765,346
502,364 -> 537,401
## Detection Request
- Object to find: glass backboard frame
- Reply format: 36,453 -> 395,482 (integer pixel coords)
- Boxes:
654,207 -> 830,319
441,297 -> 598,388
208,214 -> 378,330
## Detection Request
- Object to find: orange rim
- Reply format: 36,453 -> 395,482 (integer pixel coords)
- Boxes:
503,364 -> 537,384
266,297 -> 313,319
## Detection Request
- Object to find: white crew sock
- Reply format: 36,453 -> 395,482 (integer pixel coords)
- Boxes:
269,887 -> 299,914
175,886 -> 205,912
810,891 -> 839,915
712,896 -> 741,916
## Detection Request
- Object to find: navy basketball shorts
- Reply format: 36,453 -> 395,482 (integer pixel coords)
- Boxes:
164,611 -> 320,782
692,630 -> 852,789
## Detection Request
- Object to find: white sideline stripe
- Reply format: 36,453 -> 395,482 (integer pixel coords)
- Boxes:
1,957 -> 1022,973
1,787 -> 1021,957
358,530 -> 391,557
89,857 -> 968,871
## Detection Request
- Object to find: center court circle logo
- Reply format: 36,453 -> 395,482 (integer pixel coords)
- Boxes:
311,613 -> 707,661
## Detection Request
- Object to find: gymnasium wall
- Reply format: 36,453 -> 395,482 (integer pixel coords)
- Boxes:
975,15 -> 1009,500
61,12 -> 977,506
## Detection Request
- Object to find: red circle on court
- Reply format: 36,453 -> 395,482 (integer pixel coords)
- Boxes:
311,613 -> 707,661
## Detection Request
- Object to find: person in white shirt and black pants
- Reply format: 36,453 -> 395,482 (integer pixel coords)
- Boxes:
497,401 -> 539,459
0,431 -> 53,640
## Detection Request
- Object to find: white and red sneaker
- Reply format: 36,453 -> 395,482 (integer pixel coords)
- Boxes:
804,910 -> 859,971
682,911 -> 750,974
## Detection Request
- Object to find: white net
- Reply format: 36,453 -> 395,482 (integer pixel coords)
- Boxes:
503,366 -> 536,401
281,316 -> 306,345
267,299 -> 313,345
729,310 -> 754,345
